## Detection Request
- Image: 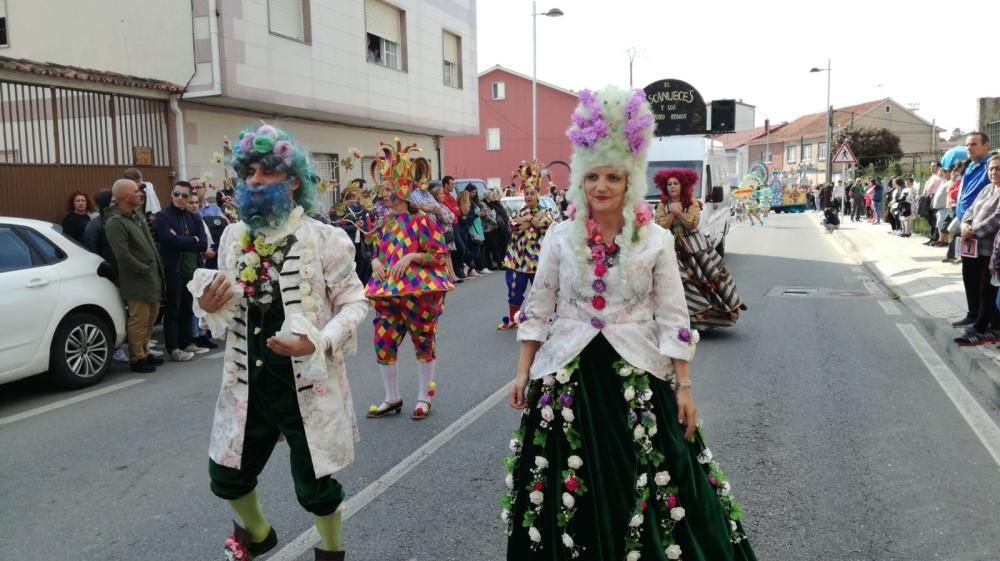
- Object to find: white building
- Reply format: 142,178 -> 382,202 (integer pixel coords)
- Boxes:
0,0 -> 479,218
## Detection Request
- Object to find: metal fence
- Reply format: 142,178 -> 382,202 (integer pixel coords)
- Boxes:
989,120 -> 1000,153
0,79 -> 169,166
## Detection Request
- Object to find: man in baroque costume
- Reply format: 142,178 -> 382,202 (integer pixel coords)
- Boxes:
190,123 -> 369,561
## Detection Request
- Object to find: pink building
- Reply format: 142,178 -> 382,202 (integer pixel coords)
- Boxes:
443,65 -> 578,191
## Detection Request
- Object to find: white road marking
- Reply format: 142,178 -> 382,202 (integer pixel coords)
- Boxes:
849,266 -> 863,274
862,279 -> 881,295
0,379 -> 146,426
268,381 -> 514,561
897,323 -> 1000,468
878,300 -> 902,315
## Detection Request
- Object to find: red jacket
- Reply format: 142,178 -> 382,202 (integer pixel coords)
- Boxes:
442,193 -> 461,224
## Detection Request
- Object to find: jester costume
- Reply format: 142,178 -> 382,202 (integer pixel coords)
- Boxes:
504,87 -> 757,561
365,140 -> 453,420
498,161 -> 555,330
189,124 -> 368,561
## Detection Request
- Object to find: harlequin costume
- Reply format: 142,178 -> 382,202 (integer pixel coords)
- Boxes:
654,169 -> 747,330
188,124 -> 368,561
504,86 -> 757,560
498,160 -> 555,330
365,139 -> 453,420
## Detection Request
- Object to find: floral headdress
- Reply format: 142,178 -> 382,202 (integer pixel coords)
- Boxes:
230,122 -> 318,212
565,86 -> 655,264
369,138 -> 432,202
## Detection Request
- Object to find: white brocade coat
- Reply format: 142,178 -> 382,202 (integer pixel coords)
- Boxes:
188,208 -> 370,478
517,220 -> 696,380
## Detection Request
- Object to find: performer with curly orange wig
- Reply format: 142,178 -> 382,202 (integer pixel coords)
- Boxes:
655,168 -> 746,329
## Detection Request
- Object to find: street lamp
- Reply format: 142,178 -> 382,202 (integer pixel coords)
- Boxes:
809,59 -> 832,192
532,2 -> 563,160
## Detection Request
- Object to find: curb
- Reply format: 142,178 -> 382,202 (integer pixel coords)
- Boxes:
820,216 -> 1000,409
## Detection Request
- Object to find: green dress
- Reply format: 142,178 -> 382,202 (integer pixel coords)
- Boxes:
503,335 -> 757,561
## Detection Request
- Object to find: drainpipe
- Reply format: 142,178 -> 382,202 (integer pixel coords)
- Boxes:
184,0 -> 222,98
170,95 -> 188,180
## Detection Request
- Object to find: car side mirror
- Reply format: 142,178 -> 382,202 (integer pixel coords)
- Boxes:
709,186 -> 725,204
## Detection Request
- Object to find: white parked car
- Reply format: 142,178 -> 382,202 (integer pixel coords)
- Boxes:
0,217 -> 126,389
500,196 -> 563,220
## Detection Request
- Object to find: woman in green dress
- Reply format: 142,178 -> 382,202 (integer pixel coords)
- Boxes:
503,86 -> 757,561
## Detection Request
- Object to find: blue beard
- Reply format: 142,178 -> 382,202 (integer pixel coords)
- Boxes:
236,179 -> 295,232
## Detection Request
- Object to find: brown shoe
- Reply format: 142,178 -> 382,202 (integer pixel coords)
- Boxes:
314,547 -> 346,561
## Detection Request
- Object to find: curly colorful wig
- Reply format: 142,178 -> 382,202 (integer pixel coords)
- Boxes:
654,168 -> 699,206
229,123 -> 318,212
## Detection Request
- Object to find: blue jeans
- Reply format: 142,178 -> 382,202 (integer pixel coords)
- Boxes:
873,201 -> 883,223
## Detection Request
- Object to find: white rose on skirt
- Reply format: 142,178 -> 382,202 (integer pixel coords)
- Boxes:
670,507 -> 686,521
555,370 -> 571,384
642,388 -> 653,401
636,473 -> 647,488
505,474 -> 514,489
562,492 -> 575,508
528,527 -> 541,542
541,405 -> 555,421
501,509 -> 509,523
562,533 -> 574,548
561,408 -> 575,422
665,544 -> 682,559
628,513 -> 644,527
648,425 -> 658,437
618,366 -> 631,377
654,471 -> 671,486
626,550 -> 642,561
624,386 -> 636,401
529,490 -> 544,505
534,456 -> 549,469
509,439 -> 520,451
721,481 -> 731,496
543,375 -> 556,386
567,455 -> 583,469
633,425 -> 646,439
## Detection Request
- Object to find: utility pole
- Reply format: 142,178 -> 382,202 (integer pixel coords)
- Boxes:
625,47 -> 639,89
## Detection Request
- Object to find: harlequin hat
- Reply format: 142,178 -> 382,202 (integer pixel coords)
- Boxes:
512,160 -> 542,191
369,138 -> 432,202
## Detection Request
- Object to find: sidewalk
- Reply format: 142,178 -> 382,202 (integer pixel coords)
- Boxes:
818,213 -> 1000,408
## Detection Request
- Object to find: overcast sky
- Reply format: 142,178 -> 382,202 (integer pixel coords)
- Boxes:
476,0 -> 998,137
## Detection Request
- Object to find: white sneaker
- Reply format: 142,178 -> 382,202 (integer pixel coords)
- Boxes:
478,268 -> 493,274
170,349 -> 195,362
183,343 -> 210,355
113,348 -> 129,363
148,348 -> 164,359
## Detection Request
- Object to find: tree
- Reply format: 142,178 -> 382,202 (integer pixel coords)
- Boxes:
948,128 -> 966,141
832,127 -> 903,169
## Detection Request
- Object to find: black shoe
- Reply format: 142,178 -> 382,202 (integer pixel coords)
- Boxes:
230,521 -> 279,557
129,359 -> 156,373
194,335 -> 219,349
951,317 -> 975,328
314,547 -> 346,561
146,354 -> 165,366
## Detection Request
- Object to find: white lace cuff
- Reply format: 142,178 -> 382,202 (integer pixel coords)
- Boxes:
187,268 -> 241,336
281,313 -> 331,381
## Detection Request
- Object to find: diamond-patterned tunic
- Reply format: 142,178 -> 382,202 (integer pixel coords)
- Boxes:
366,212 -> 454,298
502,206 -> 554,274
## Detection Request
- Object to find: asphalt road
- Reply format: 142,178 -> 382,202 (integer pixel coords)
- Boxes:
2,212 -> 999,561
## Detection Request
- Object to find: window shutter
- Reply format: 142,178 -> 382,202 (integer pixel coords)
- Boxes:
269,0 -> 304,41
442,32 -> 459,64
365,0 -> 401,44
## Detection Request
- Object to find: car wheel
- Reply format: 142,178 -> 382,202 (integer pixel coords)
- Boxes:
49,312 -> 113,389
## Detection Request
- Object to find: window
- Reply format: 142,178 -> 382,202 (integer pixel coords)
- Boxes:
366,0 -> 404,71
487,128 -> 501,151
21,227 -> 65,264
491,81 -> 506,100
802,144 -> 812,163
818,142 -> 827,162
786,146 -> 796,164
762,150 -> 772,164
0,227 -> 33,272
310,153 -> 340,210
268,0 -> 310,43
442,31 -> 461,89
0,0 -> 8,47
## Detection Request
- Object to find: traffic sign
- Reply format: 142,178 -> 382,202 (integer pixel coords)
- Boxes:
832,143 -> 858,165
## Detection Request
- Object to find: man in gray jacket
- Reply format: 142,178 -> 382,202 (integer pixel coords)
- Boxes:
104,179 -> 164,373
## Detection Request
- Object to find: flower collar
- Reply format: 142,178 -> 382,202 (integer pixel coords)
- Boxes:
255,205 -> 304,244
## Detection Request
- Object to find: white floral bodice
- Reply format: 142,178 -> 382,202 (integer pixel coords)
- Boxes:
517,220 -> 695,381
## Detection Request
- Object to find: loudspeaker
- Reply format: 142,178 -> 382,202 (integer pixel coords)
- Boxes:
710,99 -> 736,132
